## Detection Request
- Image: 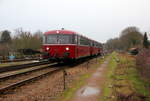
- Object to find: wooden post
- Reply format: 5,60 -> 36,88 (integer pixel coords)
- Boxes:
87,61 -> 89,69
96,57 -> 98,64
63,70 -> 67,90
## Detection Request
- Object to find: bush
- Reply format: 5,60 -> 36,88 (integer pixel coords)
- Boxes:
136,49 -> 150,81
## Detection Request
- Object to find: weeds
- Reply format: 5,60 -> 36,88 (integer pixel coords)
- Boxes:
136,49 -> 150,82
101,52 -> 150,101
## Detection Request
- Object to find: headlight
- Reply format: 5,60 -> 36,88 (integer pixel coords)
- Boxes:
66,47 -> 69,51
46,47 -> 50,50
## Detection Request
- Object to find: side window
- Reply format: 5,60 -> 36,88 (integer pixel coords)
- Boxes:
96,43 -> 98,47
92,42 -> 94,46
78,36 -> 80,45
90,41 -> 93,46
94,42 -> 98,47
80,37 -> 89,46
74,35 -> 78,44
94,42 -> 96,47
80,37 -> 84,45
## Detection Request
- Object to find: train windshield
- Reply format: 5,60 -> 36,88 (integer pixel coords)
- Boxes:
44,34 -> 75,44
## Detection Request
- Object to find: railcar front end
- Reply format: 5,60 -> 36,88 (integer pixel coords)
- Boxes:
42,31 -> 77,61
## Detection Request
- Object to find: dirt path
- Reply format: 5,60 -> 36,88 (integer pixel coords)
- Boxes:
70,60 -> 109,101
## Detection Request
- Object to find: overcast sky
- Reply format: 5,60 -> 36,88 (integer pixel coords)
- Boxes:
0,0 -> 150,42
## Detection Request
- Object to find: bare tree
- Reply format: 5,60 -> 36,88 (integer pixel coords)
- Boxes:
12,28 -> 43,51
120,26 -> 143,50
105,26 -> 143,51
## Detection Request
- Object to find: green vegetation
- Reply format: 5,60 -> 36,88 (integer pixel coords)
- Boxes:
0,30 -> 11,43
136,49 -> 150,93
101,52 -> 150,101
143,32 -> 149,48
101,52 -> 118,101
0,28 -> 42,59
56,56 -> 108,101
127,68 -> 150,96
56,74 -> 90,101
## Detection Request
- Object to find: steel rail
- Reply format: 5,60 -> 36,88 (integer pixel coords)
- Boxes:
0,61 -> 51,73
0,62 -> 57,81
0,56 -> 99,94
0,58 -> 39,63
0,67 -> 63,94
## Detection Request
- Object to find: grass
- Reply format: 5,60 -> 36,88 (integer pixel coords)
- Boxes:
101,52 -> 150,101
56,74 -> 90,101
118,56 -> 150,98
55,55 -> 109,101
127,66 -> 150,97
101,52 -> 118,101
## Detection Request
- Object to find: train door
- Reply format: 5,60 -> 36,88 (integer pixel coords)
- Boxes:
76,35 -> 79,58
90,41 -> 93,56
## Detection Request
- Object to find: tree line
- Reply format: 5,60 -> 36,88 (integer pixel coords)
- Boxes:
0,26 -> 149,59
0,28 -> 43,59
105,26 -> 149,52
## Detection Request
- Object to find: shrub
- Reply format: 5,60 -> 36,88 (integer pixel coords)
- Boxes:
136,49 -> 150,81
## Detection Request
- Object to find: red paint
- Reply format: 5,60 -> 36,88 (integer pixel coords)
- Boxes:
42,30 -> 103,60
76,45 -> 91,58
43,45 -> 75,59
43,45 -> 93,59
45,30 -> 76,35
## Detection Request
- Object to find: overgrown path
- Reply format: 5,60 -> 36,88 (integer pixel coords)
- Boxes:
69,59 -> 109,101
64,53 -> 150,101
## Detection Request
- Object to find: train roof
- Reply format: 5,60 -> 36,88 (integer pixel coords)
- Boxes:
44,30 -> 76,35
0,32 -> 2,41
44,29 -> 102,44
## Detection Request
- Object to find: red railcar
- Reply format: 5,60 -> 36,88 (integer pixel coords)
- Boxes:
42,29 -> 102,61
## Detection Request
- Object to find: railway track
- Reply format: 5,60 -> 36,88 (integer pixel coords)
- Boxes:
0,63 -> 62,94
0,62 -> 57,81
0,61 -> 51,73
0,58 -> 39,63
0,68 -> 62,94
0,56 -> 98,95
